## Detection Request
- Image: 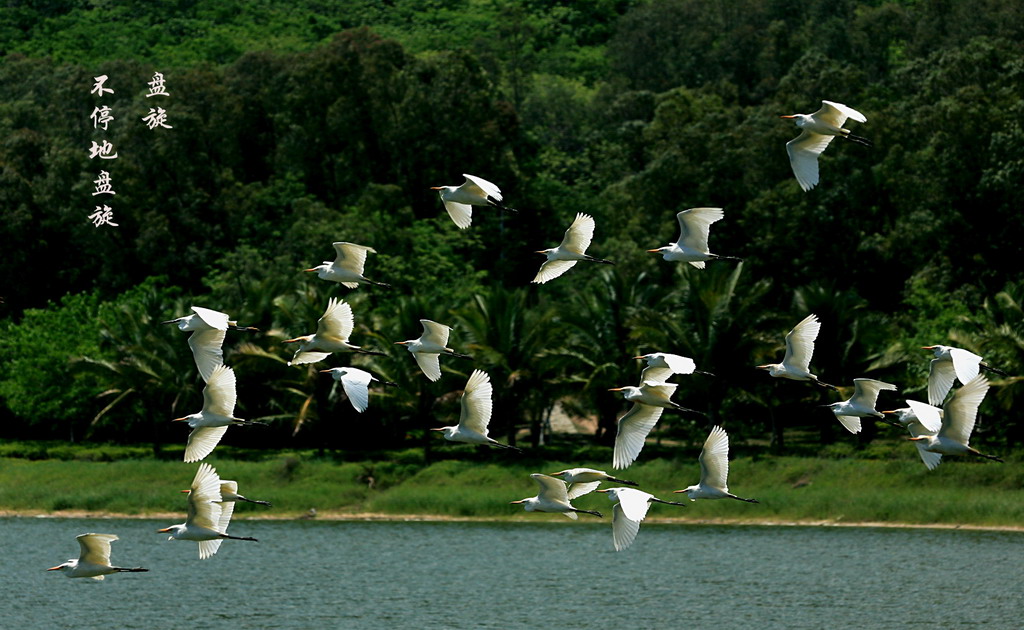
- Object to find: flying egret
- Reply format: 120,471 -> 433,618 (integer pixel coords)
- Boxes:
634,352 -> 712,383
431,369 -> 520,451
531,212 -> 613,284
163,306 -> 257,382
780,100 -> 870,192
158,463 -> 257,559
647,207 -> 741,268
598,487 -> 686,551
321,367 -> 397,413
304,242 -> 390,289
172,364 -> 263,463
47,533 -> 148,579
922,345 -> 1006,406
609,381 -> 702,469
908,376 -> 1003,467
823,378 -> 898,434
674,426 -> 758,503
756,313 -> 837,390
431,174 -> 514,229
510,473 -> 603,519
549,467 -> 639,499
219,480 -> 272,507
395,319 -> 472,382
881,402 -> 944,470
283,298 -> 385,366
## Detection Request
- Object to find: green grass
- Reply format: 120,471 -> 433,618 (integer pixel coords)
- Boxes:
1,445 -> 1021,527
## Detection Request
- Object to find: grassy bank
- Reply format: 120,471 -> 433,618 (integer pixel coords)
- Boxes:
2,444 -> 1022,527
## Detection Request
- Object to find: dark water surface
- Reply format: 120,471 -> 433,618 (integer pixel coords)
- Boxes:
10,517 -> 1023,629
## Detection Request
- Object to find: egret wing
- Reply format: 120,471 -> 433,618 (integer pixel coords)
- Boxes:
616,488 -> 654,522
442,199 -> 473,229
640,365 -> 673,384
661,353 -> 697,375
188,463 -> 223,529
331,242 -> 374,275
786,131 -> 834,192
462,174 -> 502,201
185,426 -> 229,463
458,369 -> 493,436
198,538 -> 224,560
191,306 -> 230,330
699,426 -> 730,490
949,347 -> 982,385
419,320 -> 451,347
914,443 -> 943,471
290,350 -> 332,366
834,414 -> 862,434
675,207 -> 723,253
317,297 -> 354,341
927,358 -> 957,406
77,533 -> 117,566
782,313 -> 820,372
849,378 -> 897,408
905,400 -> 943,434
532,259 -> 577,284
567,481 -> 602,500
219,480 -> 239,501
611,502 -> 641,551
818,100 -> 866,126
613,403 -> 664,469
939,375 -> 990,446
413,352 -> 442,382
640,381 -> 678,403
202,364 -> 237,417
216,494 -> 235,536
560,213 -> 595,254
339,368 -> 373,413
531,473 -> 571,504
188,327 -> 226,383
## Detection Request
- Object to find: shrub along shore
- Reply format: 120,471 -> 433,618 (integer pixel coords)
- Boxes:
2,442 -> 1021,528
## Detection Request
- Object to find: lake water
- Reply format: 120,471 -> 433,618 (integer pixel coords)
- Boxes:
10,517 -> 1023,629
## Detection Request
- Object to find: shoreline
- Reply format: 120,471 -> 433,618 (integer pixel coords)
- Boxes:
4,509 -> 1022,532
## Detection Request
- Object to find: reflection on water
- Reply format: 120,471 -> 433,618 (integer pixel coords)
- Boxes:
9,517 -> 1024,629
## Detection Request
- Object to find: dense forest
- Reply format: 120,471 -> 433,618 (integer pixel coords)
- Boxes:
1,0 -> 1022,458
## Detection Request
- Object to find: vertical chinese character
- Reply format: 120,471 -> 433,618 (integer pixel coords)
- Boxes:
88,140 -> 119,159
92,171 -> 116,196
88,205 -> 119,227
141,107 -> 173,130
91,75 -> 114,97
145,72 -> 169,97
90,105 -> 114,130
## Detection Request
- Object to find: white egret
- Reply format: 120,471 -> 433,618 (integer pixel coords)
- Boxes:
780,100 -> 870,192
647,207 -> 741,268
756,313 -> 837,390
431,369 -> 519,451
823,378 -> 898,434
531,213 -> 613,284
549,467 -> 639,499
47,534 -> 148,579
609,381 -> 702,469
881,401 -> 944,470
431,174 -> 513,229
158,463 -> 257,559
304,242 -> 390,289
219,480 -> 272,507
597,487 -> 686,551
172,364 -> 263,463
510,473 -> 603,519
922,345 -> 1006,406
321,367 -> 397,413
284,298 -> 385,366
908,376 -> 1003,467
634,352 -> 711,383
162,306 -> 257,382
674,426 -> 758,503
395,319 -> 472,382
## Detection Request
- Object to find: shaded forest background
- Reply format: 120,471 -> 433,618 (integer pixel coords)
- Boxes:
1,0 -> 1022,458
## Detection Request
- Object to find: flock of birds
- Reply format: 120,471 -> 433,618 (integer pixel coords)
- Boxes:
49,100 -> 1010,575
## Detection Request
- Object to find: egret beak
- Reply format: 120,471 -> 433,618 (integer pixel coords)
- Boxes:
319,369 -> 332,373
429,186 -> 443,190
646,249 -> 661,253
156,527 -> 173,533
550,471 -> 565,477
159,319 -> 177,325
596,489 -> 609,493
672,489 -> 686,493
755,364 -> 771,370
907,437 -> 924,441
302,268 -> 317,273
881,410 -> 896,415
632,355 -> 645,360
394,341 -> 408,345
534,250 -> 547,254
779,114 -> 796,119
46,565 -> 63,571
282,338 -> 300,344
921,345 -> 937,350
430,428 -> 445,432
171,417 -> 187,422
608,387 -> 624,392
509,500 -> 525,504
